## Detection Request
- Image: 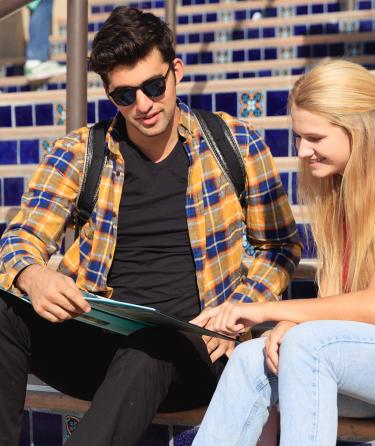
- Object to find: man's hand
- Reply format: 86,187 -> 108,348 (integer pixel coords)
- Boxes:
202,316 -> 235,362
16,264 -> 91,323
264,321 -> 296,375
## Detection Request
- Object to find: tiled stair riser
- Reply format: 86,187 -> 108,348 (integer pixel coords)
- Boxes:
19,410 -> 374,445
0,88 -> 311,127
50,25 -> 375,62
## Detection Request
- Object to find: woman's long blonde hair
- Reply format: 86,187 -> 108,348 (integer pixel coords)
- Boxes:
289,60 -> 375,295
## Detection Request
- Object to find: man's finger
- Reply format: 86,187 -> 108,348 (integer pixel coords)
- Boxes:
62,287 -> 91,313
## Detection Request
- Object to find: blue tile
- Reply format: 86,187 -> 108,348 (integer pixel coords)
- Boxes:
178,15 -> 189,24
292,68 -> 305,75
0,223 -> 5,236
192,14 -> 203,23
326,23 -> 339,33
4,177 -> 24,206
206,13 -> 217,22
329,43 -> 344,56
33,412 -> 63,445
173,426 -> 198,446
235,10 -> 246,20
215,92 -> 237,116
233,50 -> 245,62
92,6 -> 100,13
292,172 -> 297,204
183,75 -> 192,82
327,2 -> 340,11
266,90 -> 288,116
310,24 -> 323,34
248,49 -> 261,60
233,30 -> 245,40
0,140 -> 17,164
194,75 -> 208,82
364,41 -> 375,54
176,34 -> 185,44
188,33 -> 200,44
297,45 -> 311,58
297,224 -> 317,258
20,139 -> 39,164
312,44 -> 328,57
358,0 -> 372,8
294,25 -> 307,35
19,411 -> 30,446
263,27 -> 275,38
259,70 -> 272,77
264,48 -> 277,59
178,95 -> 188,105
15,105 -> 33,127
87,102 -> 96,124
227,72 -> 240,79
296,5 -> 308,14
243,72 -> 256,78
88,23 -> 94,32
190,94 -> 212,111
312,3 -> 324,13
186,53 -> 199,64
359,20 -> 373,32
203,32 -> 214,43
98,99 -> 116,121
264,7 -> 277,17
155,0 -> 163,6
182,0 -> 191,5
35,103 -> 54,126
279,172 -> 289,196
247,28 -> 260,39
138,423 -> 169,446
0,106 -> 12,127
201,52 -> 213,63
265,129 -> 289,156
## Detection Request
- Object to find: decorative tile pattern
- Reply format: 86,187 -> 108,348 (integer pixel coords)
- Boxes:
54,103 -> 66,126
239,91 -> 264,118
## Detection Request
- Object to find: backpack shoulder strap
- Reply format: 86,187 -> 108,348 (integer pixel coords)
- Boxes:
193,109 -> 246,205
74,119 -> 112,238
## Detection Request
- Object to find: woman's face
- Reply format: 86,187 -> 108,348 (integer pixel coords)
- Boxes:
291,106 -> 351,178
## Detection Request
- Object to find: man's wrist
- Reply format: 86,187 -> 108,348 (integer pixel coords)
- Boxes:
15,264 -> 44,293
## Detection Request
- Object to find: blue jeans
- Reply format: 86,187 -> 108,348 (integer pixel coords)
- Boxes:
26,0 -> 53,61
192,320 -> 375,446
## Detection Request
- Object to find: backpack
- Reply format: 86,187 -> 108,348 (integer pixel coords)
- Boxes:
74,109 -> 246,237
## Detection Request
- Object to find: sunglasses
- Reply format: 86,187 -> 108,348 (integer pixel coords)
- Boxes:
108,62 -> 174,107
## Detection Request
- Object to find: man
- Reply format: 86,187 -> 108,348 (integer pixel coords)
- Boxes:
0,7 -> 301,446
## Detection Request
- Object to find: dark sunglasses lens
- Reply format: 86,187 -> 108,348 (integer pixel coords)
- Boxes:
112,88 -> 136,106
143,77 -> 166,98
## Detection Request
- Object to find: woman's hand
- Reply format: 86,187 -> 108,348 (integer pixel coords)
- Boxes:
264,321 -> 297,375
191,300 -> 267,336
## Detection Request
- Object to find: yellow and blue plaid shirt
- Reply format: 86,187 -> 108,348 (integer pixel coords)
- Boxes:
0,102 -> 301,308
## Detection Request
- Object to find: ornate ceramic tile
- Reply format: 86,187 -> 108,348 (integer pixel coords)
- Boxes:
239,90 -> 264,118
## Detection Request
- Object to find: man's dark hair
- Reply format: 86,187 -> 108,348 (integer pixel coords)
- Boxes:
89,7 -> 176,88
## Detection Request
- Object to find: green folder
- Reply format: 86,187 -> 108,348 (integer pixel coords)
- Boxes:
0,287 -> 235,341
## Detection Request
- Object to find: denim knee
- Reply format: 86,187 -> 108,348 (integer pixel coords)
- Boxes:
225,337 -> 268,384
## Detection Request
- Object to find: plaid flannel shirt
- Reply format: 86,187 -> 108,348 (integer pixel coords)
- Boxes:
0,101 -> 301,308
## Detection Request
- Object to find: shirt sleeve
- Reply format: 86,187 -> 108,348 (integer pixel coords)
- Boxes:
221,113 -> 302,303
0,129 -> 87,290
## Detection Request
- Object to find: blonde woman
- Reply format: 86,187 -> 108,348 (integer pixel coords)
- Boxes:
191,60 -> 375,446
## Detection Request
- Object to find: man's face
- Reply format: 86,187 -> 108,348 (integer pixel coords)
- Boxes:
107,49 -> 184,145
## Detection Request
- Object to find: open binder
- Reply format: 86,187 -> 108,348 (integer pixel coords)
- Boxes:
0,287 -> 235,341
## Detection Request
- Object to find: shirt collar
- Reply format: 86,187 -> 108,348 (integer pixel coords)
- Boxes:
104,99 -> 201,156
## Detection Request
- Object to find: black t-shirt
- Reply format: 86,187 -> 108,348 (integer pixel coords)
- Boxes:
107,138 -> 201,321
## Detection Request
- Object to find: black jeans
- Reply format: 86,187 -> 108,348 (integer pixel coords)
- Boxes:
0,293 -> 225,446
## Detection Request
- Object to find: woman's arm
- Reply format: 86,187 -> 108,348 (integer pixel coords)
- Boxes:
192,283 -> 375,336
